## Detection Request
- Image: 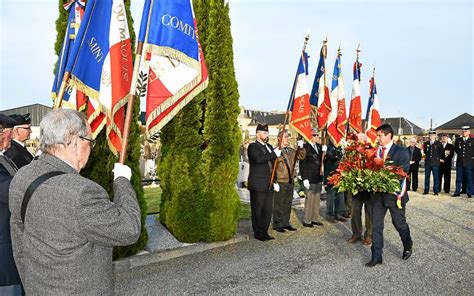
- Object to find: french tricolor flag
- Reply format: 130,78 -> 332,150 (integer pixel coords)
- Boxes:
365,73 -> 381,146
65,0 -> 133,155
137,0 -> 208,139
348,59 -> 362,134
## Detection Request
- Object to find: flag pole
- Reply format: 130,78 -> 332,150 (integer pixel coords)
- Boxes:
269,33 -> 310,187
320,37 -> 329,177
119,42 -> 144,164
53,72 -> 71,109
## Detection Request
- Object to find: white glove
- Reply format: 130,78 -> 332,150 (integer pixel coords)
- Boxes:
322,145 -> 328,152
274,148 -> 282,157
303,179 -> 310,190
297,140 -> 304,148
273,183 -> 280,192
113,163 -> 132,180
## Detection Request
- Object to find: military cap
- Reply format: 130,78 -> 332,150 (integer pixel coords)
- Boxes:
9,113 -> 31,125
256,124 -> 268,132
428,130 -> 436,135
0,114 -> 18,128
461,126 -> 470,131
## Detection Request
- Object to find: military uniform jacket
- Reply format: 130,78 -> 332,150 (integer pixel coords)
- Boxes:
275,147 -> 306,183
9,154 -> 141,295
440,142 -> 454,167
0,155 -> 21,286
299,142 -> 323,184
423,140 -> 443,166
4,140 -> 33,169
247,141 -> 277,192
454,136 -> 474,167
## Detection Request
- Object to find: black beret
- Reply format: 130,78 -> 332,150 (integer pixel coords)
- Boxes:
9,113 -> 31,125
256,124 -> 268,132
0,114 -> 18,128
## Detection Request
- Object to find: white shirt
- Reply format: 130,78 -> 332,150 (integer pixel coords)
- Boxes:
379,141 -> 394,161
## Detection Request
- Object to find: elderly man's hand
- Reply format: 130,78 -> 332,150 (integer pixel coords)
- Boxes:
113,163 -> 132,180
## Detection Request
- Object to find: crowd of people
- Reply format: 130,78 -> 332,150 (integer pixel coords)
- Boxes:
1,109 -> 141,295
0,109 -> 472,293
245,123 -> 473,267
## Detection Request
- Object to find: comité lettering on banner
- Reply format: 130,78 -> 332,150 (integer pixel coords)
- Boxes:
288,50 -> 312,142
64,0 -> 133,155
137,0 -> 208,139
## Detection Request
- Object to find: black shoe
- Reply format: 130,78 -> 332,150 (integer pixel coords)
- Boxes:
302,222 -> 314,228
273,227 -> 285,233
461,191 -> 466,194
342,213 -> 350,218
468,195 -> 472,198
254,234 -> 267,241
433,193 -> 439,196
312,221 -> 324,226
422,192 -> 428,195
453,193 -> 460,197
402,249 -> 412,260
264,234 -> 275,240
336,217 -> 348,222
365,259 -> 383,267
284,225 -> 297,231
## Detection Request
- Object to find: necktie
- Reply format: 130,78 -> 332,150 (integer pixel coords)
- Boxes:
380,146 -> 386,159
313,144 -> 318,153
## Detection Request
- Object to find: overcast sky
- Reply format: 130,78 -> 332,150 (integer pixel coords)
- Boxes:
1,0 -> 472,129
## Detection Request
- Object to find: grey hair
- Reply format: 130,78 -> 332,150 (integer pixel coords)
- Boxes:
40,109 -> 88,153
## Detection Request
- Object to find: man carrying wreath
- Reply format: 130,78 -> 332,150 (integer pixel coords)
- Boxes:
366,124 -> 413,267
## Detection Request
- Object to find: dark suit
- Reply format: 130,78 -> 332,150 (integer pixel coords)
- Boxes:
247,141 -> 277,238
423,140 -> 443,194
370,143 -> 412,262
299,142 -> 323,224
407,146 -> 422,191
454,136 -> 474,196
5,140 -> 33,169
439,142 -> 454,193
0,155 -> 21,288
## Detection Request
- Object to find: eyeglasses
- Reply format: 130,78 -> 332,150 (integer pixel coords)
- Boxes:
312,134 -> 319,137
79,135 -> 96,148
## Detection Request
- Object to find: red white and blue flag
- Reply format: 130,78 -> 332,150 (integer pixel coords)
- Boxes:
310,44 -> 332,130
51,0 -> 87,112
348,58 -> 362,134
327,50 -> 347,146
138,0 -> 208,138
65,0 -> 133,155
365,72 -> 381,146
288,51 -> 312,142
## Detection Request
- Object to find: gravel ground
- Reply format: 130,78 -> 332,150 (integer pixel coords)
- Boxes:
114,188 -> 473,295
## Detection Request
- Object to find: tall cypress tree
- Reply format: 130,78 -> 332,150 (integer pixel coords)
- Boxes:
53,0 -> 148,259
200,0 -> 241,241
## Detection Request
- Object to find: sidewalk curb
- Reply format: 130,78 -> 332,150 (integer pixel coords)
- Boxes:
113,233 -> 249,273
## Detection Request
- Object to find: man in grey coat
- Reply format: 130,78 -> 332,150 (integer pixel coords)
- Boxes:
9,109 -> 141,295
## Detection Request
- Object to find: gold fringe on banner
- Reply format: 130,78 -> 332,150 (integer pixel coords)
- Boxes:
146,77 -> 209,139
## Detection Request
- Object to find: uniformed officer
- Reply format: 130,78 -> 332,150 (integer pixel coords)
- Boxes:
247,124 -> 281,241
5,113 -> 33,168
272,130 -> 306,232
438,134 -> 455,194
453,126 -> 473,198
423,131 -> 443,195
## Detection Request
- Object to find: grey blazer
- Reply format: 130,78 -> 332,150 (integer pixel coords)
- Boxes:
9,153 -> 141,295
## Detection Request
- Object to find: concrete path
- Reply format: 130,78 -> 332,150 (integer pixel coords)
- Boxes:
114,191 -> 473,295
